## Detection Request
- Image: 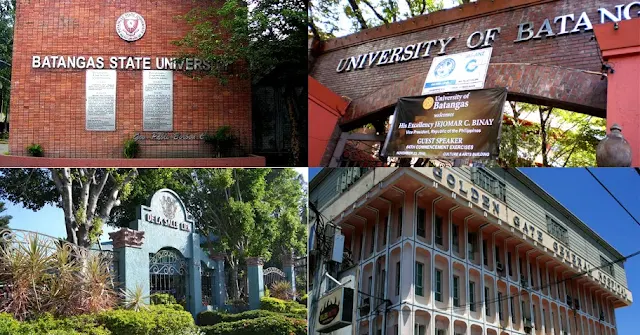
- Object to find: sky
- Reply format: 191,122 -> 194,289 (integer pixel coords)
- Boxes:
310,167 -> 640,333
5,168 -> 309,243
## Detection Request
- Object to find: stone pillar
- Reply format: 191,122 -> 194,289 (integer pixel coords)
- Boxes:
189,233 -> 202,315
109,229 -> 147,302
282,255 -> 297,295
247,257 -> 265,310
594,20 -> 640,166
210,253 -> 226,309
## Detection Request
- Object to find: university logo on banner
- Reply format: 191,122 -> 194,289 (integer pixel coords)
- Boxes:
116,12 -> 146,42
381,87 -> 508,159
422,48 -> 493,95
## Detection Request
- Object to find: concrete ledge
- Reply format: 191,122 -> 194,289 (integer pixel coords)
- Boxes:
0,155 -> 266,167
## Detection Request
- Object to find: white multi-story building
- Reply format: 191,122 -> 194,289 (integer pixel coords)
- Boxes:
309,168 -> 631,335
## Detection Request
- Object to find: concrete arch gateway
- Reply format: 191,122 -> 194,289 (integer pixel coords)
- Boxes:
309,0 -> 640,166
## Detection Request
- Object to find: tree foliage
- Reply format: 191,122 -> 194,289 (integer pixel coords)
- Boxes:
176,0 -> 307,165
0,0 -> 14,132
499,103 -> 605,167
182,168 -> 307,300
0,169 -> 139,247
0,201 -> 10,228
310,0 -> 469,38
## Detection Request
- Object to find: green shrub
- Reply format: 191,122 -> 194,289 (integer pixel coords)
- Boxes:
123,138 -> 139,158
148,305 -> 196,335
299,294 -> 308,306
26,143 -> 44,157
288,308 -> 307,319
0,313 -> 21,335
196,309 -> 305,326
97,309 -> 155,335
200,316 -> 306,335
259,297 -> 286,313
150,293 -> 177,305
17,314 -> 111,335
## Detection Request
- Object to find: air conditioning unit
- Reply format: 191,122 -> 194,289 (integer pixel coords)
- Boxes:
520,275 -> 528,288
523,318 -> 533,334
496,262 -> 504,272
359,297 -> 370,315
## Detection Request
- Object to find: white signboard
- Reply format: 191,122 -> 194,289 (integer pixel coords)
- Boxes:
86,70 -> 117,131
143,70 -> 173,131
422,48 -> 493,95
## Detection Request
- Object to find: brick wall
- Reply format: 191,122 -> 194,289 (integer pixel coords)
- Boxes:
311,0 -> 622,124
10,0 -> 252,158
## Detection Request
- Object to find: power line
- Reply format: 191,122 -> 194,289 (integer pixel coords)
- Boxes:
585,168 -> 640,227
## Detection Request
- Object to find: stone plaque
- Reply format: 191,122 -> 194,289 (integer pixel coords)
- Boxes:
86,70 -> 116,131
143,70 -> 173,131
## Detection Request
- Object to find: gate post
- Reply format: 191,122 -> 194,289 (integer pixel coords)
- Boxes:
109,229 -> 148,302
247,257 -> 264,310
211,253 -> 226,309
282,255 -> 296,295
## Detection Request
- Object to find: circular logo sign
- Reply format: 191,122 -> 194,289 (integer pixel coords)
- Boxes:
466,59 -> 478,72
422,97 -> 435,110
116,12 -> 146,42
434,58 -> 456,78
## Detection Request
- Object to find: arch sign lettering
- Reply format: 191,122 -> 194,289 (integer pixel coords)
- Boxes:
335,2 -> 640,73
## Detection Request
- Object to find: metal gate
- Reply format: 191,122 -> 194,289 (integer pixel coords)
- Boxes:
263,267 -> 286,288
201,267 -> 214,307
149,248 -> 188,305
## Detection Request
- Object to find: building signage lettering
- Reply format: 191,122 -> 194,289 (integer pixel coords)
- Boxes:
336,2 -> 640,73
423,168 -> 629,301
31,56 -> 212,71
432,167 -> 501,217
144,213 -> 190,232
133,132 -> 206,141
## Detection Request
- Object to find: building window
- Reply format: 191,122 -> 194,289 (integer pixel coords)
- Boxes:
469,282 -> 476,312
471,168 -> 506,201
415,262 -> 424,296
547,216 -> 569,245
368,276 -> 372,297
600,256 -> 614,277
468,232 -> 477,261
435,329 -> 446,335
397,207 -> 403,239
435,215 -> 443,245
482,239 -> 488,266
395,262 -> 401,296
452,224 -> 459,253
382,218 -> 388,246
498,292 -> 503,321
453,275 -> 460,307
435,269 -> 443,302
414,324 -> 426,335
395,324 -> 399,335
370,228 -> 375,254
417,208 -> 426,238
510,296 -> 515,322
485,286 -> 490,316
508,252 -> 513,276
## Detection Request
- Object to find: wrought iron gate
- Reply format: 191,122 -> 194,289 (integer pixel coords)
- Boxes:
263,267 -> 286,288
201,267 -> 214,306
149,249 -> 188,305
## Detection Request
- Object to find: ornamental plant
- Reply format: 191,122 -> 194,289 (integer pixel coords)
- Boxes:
203,126 -> 236,157
26,143 -> 44,157
123,138 -> 139,158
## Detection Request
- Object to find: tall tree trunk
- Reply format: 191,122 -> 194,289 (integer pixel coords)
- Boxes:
539,107 -> 552,167
228,254 -> 240,300
347,0 -> 369,29
284,86 -> 300,166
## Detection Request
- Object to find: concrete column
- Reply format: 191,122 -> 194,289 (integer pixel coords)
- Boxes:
210,253 -> 226,309
189,233 -> 202,315
282,255 -> 296,295
247,257 -> 265,310
566,308 -> 571,335
109,229 -> 148,302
